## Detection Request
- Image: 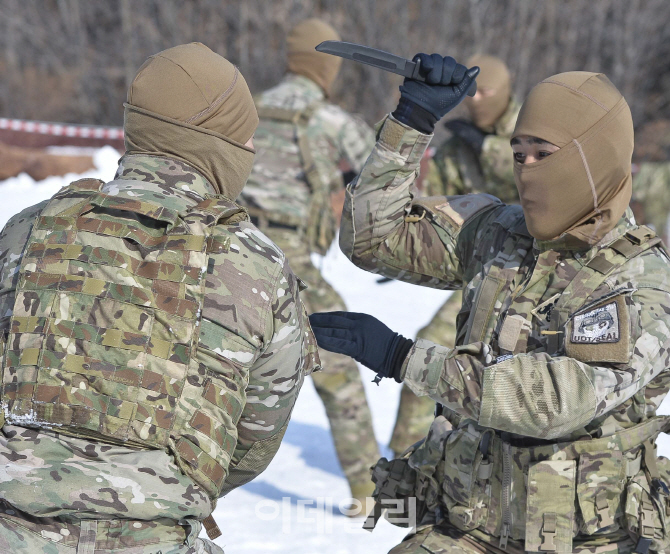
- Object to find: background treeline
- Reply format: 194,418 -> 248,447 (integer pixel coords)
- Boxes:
2,0 -> 670,149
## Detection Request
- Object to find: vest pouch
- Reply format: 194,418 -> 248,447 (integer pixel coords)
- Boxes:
624,457 -> 670,552
576,450 -> 625,535
409,415 -> 453,513
365,455 -> 421,530
525,460 -> 576,553
441,425 -> 488,531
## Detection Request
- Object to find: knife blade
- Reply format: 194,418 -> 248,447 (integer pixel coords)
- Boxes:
315,40 -> 476,96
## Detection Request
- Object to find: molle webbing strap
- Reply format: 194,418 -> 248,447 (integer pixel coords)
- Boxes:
25,243 -> 203,285
90,194 -> 181,226
202,515 -> 222,540
256,106 -> 305,124
467,275 -> 504,344
507,415 -> 670,462
466,229 -> 525,345
548,226 -> 660,353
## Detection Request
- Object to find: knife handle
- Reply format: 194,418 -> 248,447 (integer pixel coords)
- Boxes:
410,58 -> 425,82
410,58 -> 477,97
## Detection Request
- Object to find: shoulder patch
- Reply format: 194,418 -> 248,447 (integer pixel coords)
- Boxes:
571,301 -> 620,344
565,295 -> 630,363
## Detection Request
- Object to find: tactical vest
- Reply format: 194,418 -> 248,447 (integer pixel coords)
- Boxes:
251,104 -> 338,255
369,225 -> 670,553
0,178 -> 249,501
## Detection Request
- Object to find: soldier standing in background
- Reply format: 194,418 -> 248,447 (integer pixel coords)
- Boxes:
0,43 -> 316,553
236,18 -> 379,506
313,53 -> 670,552
390,55 -> 521,455
632,163 -> 670,243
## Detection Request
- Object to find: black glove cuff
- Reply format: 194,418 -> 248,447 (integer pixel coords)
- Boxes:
392,97 -> 438,134
388,335 -> 414,383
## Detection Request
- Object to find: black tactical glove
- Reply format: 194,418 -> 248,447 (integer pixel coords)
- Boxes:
392,53 -> 480,134
444,118 -> 487,155
309,311 -> 414,383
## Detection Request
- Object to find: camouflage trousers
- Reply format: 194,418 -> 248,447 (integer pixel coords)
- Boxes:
268,228 -> 380,500
389,291 -> 460,455
0,501 -> 222,554
388,523 -> 644,554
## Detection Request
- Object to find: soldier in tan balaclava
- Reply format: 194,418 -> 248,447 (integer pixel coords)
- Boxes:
0,43 -> 317,553
313,52 -> 670,553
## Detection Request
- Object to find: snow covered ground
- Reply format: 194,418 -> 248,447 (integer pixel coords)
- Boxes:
1,149 -> 670,553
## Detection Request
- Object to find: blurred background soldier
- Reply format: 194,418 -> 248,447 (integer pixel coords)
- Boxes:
236,18 -> 379,506
0,43 -> 316,553
389,54 -> 520,455
629,120 -> 670,243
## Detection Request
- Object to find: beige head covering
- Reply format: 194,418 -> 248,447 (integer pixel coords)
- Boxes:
124,42 -> 258,200
512,72 -> 633,245
287,18 -> 342,97
465,54 -> 511,130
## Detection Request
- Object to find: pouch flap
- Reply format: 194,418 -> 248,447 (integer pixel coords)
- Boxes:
577,450 -> 624,535
526,460 -> 576,552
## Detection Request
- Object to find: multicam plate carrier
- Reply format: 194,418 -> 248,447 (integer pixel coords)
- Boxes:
0,178 -> 247,501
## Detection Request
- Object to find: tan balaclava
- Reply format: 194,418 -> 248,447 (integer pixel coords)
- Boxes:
512,72 -> 633,246
124,42 -> 258,200
464,54 -> 511,130
287,18 -> 342,97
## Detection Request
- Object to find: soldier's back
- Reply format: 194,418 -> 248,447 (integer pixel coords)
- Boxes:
0,158 -> 312,529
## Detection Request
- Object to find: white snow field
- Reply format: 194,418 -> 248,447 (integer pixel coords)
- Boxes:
1,149 -> 670,553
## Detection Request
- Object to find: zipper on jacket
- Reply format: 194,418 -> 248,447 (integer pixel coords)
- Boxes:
499,440 -> 512,550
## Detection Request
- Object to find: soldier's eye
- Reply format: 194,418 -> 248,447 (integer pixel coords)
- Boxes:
538,151 -> 553,159
514,152 -> 525,163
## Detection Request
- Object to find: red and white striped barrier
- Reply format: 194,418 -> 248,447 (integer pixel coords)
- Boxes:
0,118 -> 123,140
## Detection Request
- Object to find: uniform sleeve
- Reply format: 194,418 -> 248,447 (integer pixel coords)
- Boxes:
339,115 -> 503,289
402,284 -> 670,440
221,261 -> 314,494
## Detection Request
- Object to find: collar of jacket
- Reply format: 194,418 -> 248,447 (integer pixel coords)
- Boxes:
533,208 -> 637,257
114,154 -> 217,199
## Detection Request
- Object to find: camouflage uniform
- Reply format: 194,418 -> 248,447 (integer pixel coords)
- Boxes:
341,116 -> 670,553
632,162 -> 670,240
390,100 -> 520,455
0,155 -> 316,553
237,74 -> 379,499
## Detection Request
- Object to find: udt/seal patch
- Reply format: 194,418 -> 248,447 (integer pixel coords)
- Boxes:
566,295 -> 629,363
571,301 -> 619,344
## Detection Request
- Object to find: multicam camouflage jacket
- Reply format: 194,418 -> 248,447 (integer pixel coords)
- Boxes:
341,116 -> 670,550
237,74 -> 374,253
632,161 -> 670,240
0,154 -> 316,523
424,99 -> 520,203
